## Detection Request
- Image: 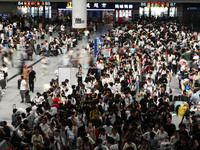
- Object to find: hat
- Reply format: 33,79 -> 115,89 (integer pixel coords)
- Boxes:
23,64 -> 27,67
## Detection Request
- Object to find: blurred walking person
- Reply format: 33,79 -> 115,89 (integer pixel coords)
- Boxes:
41,55 -> 49,76
26,42 -> 33,61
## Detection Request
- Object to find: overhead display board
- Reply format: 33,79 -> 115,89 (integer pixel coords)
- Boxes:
17,1 -> 51,7
140,2 -> 176,7
66,2 -> 134,10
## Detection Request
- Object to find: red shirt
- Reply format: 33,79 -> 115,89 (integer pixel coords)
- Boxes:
53,97 -> 61,108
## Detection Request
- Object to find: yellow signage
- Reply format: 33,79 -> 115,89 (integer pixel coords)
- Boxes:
67,2 -> 72,7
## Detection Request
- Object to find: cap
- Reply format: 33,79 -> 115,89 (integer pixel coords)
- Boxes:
23,64 -> 27,67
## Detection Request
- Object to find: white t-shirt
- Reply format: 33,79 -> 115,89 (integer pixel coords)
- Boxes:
39,123 -> 50,135
103,125 -> 113,134
20,79 -> 26,90
49,26 -> 53,32
84,30 -> 90,36
109,133 -> 120,142
17,129 -> 24,139
1,67 -> 8,73
94,145 -> 109,150
0,24 -> 3,30
16,108 -> 26,115
110,144 -> 118,150
85,82 -> 92,94
60,25 -> 65,32
193,55 -> 199,60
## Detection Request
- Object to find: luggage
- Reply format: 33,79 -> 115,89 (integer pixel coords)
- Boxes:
36,44 -> 41,55
178,103 -> 189,117
41,34 -> 44,39
0,79 -> 6,89
18,79 -> 21,89
174,101 -> 184,112
25,91 -> 31,103
169,94 -> 173,102
26,94 -> 31,103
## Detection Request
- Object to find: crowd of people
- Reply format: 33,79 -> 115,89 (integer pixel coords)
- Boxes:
0,15 -> 82,69
0,17 -> 200,150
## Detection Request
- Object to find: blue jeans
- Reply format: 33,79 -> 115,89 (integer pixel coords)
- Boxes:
85,36 -> 88,42
46,50 -> 50,57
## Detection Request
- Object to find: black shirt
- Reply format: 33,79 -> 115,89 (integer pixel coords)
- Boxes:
165,123 -> 176,137
29,70 -> 36,81
1,126 -> 10,137
92,118 -> 102,129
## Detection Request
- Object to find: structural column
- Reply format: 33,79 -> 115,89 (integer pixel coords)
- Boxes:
72,0 -> 87,28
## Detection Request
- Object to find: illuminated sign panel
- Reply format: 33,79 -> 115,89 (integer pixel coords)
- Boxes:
17,1 -> 51,6
140,2 -> 176,7
66,2 -> 134,10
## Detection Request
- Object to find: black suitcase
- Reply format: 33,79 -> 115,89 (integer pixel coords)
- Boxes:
26,94 -> 31,103
18,79 -> 21,89
36,44 -> 41,55
36,48 -> 41,55
41,34 -> 44,39
0,79 -> 6,89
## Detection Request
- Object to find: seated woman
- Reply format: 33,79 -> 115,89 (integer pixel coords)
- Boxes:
33,92 -> 44,105
50,43 -> 59,56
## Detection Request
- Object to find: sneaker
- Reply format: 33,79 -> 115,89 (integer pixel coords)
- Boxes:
20,101 -> 24,103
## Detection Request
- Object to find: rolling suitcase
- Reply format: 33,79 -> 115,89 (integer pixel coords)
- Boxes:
18,79 -> 21,89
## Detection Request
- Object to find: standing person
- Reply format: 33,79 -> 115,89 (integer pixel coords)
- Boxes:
76,66 -> 84,86
0,64 -> 8,89
22,64 -> 29,82
20,75 -> 28,103
28,66 -> 36,93
44,40 -> 49,57
0,22 -> 3,33
49,25 -> 53,37
60,24 -> 65,36
8,45 -> 14,67
30,37 -> 36,54
84,29 -> 90,43
0,64 -> 8,80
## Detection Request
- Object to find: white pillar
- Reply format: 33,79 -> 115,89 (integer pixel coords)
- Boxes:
72,0 -> 87,28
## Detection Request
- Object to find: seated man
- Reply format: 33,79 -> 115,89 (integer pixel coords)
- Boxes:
0,121 -> 10,141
